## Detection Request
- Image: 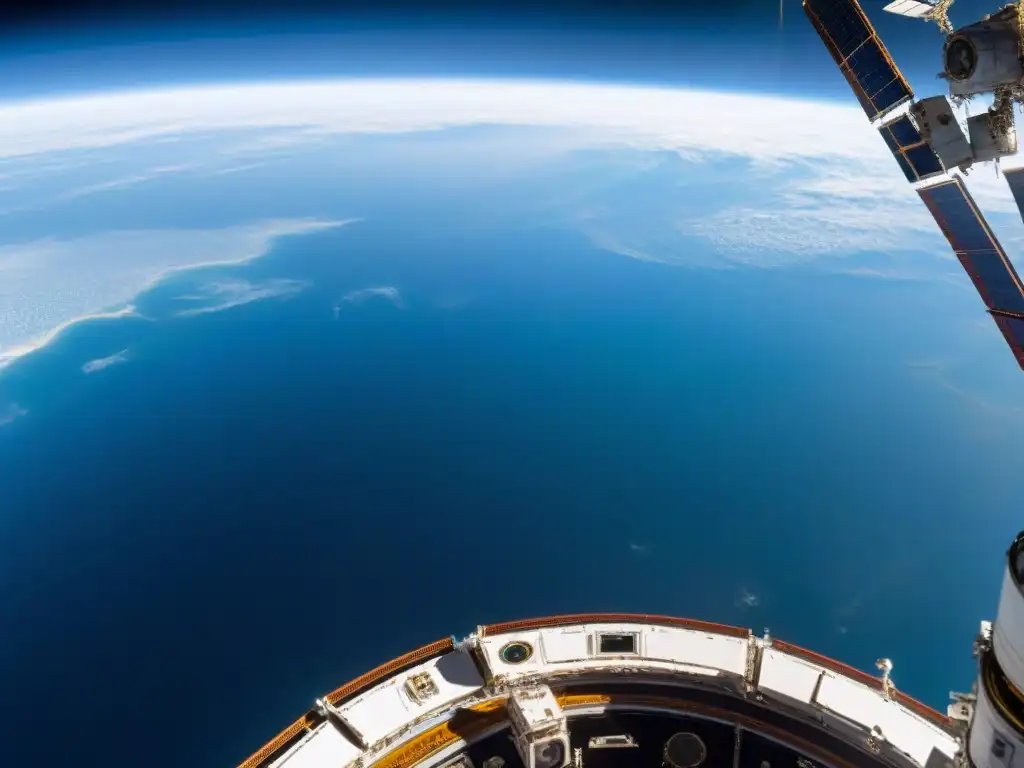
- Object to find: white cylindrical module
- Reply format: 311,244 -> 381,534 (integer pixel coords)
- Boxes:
969,531 -> 1024,768
968,658 -> 1024,768
993,532 -> 1024,694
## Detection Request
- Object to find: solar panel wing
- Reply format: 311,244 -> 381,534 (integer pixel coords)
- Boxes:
877,115 -> 945,182
919,177 -> 1024,369
886,114 -> 922,146
991,314 -> 1024,370
804,0 -> 913,120
883,0 -> 936,19
1003,168 -> 1024,226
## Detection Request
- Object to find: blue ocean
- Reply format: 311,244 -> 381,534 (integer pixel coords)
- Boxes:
0,205 -> 1017,768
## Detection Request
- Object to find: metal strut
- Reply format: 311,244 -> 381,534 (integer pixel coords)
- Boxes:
930,0 -> 955,33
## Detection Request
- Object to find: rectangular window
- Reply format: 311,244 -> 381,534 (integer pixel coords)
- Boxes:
598,633 -> 636,654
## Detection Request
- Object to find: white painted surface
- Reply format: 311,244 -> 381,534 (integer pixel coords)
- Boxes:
968,675 -> 1024,768
270,724 -> 362,768
993,565 -> 1024,693
816,674 -> 958,765
643,627 -> 747,676
338,650 -> 484,745
540,628 -> 589,664
510,686 -> 565,730
481,624 -> 747,681
259,619 -> 965,768
758,648 -> 821,704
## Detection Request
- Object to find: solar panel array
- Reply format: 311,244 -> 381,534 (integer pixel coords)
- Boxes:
918,178 -> 1024,368
992,314 -> 1024,369
804,0 -> 1024,371
803,0 -> 913,120
877,114 -> 944,182
1003,168 -> 1024,226
883,0 -> 937,19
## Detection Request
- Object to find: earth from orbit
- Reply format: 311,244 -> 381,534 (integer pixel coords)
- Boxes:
0,79 -> 1022,768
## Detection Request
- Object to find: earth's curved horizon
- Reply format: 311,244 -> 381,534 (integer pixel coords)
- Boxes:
4,77 -> 1024,377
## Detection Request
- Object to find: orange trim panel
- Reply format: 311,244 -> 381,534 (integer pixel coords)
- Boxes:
372,700 -> 508,768
481,613 -> 750,639
237,712 -> 322,768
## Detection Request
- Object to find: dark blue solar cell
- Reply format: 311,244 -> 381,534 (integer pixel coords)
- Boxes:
904,144 -> 944,179
840,67 -> 876,117
893,153 -> 916,182
847,43 -> 890,91
870,80 -> 913,114
1004,169 -> 1024,226
886,115 -> 922,147
991,315 -> 1024,370
919,181 -> 994,252
920,179 -> 1024,311
804,0 -> 911,118
805,0 -> 871,57
959,251 -> 1024,314
846,42 -> 910,110
921,177 -> 1024,372
997,315 -> 1024,346
878,123 -> 902,154
878,115 -> 938,182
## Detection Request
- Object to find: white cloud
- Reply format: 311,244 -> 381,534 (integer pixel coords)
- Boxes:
0,162 -> 199,216
0,219 -> 353,373
1,80 -> 1022,266
0,80 -> 1018,190
0,402 -> 27,426
735,588 -> 759,609
0,305 -> 138,373
686,197 -> 940,262
1,79 -> 1022,374
0,81 -> 887,163
176,278 -> 309,317
56,163 -> 196,202
334,285 -> 404,317
82,348 -> 129,374
206,162 -> 267,177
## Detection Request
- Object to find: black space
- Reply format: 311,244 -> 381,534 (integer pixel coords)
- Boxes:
1,0 -> 766,40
